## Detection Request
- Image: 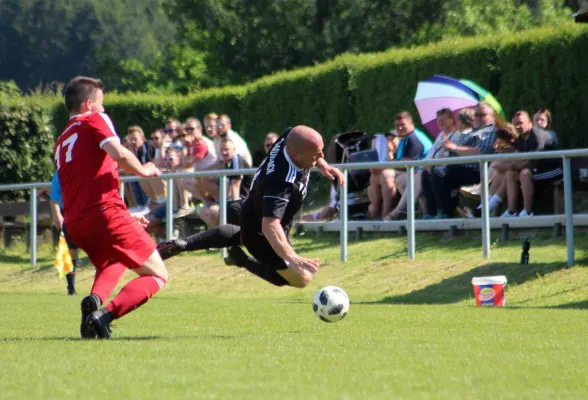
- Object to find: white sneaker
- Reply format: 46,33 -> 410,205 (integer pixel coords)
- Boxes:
518,209 -> 534,217
500,210 -> 518,218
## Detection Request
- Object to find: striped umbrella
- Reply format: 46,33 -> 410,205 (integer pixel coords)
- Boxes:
414,75 -> 505,137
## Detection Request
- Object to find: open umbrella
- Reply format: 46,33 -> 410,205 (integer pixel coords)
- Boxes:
414,75 -> 505,137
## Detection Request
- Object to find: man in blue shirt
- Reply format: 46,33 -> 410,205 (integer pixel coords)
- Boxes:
50,171 -> 79,295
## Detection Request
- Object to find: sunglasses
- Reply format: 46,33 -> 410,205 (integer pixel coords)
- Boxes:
164,156 -> 180,161
151,136 -> 161,140
216,122 -> 225,127
184,127 -> 195,131
475,113 -> 489,117
264,143 -> 273,148
164,128 -> 177,133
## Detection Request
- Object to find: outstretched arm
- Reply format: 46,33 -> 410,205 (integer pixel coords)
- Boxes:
316,158 -> 345,185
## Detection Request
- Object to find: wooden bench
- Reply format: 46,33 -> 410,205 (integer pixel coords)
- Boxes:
0,201 -> 52,249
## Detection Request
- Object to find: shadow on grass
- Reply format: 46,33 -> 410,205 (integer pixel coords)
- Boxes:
0,335 -> 200,342
364,261 -> 569,305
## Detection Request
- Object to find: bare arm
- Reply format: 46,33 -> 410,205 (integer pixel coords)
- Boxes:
50,201 -> 63,231
262,217 -> 297,261
228,179 -> 241,201
103,141 -> 160,178
316,158 -> 345,185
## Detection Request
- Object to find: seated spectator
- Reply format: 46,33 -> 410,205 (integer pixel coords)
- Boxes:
425,102 -> 497,218
127,125 -> 156,214
182,117 -> 218,205
215,114 -> 253,166
533,108 -> 559,145
370,111 -> 432,219
301,186 -> 338,222
502,110 -> 561,217
385,108 -> 457,220
164,118 -> 184,148
145,146 -> 188,240
457,123 -> 519,218
253,132 -> 279,166
198,138 -> 252,227
203,112 -> 219,140
367,132 -> 400,219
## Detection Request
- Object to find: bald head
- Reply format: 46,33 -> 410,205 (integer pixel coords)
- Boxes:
286,125 -> 325,169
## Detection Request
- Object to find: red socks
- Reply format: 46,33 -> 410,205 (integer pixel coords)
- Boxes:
105,275 -> 166,319
91,262 -> 127,304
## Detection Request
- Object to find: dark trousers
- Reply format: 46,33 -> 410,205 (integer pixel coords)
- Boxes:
430,165 -> 480,216
421,166 -> 447,216
130,181 -> 149,207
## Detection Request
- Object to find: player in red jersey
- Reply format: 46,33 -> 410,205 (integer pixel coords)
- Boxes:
54,76 -> 168,339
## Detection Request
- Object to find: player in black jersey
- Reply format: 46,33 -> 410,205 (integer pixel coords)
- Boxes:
157,125 -> 344,288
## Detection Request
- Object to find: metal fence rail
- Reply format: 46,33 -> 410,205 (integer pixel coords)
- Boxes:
1,149 -> 586,266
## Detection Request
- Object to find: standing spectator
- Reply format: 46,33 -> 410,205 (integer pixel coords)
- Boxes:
427,102 -> 497,218
150,129 -> 165,167
215,114 -> 253,166
502,111 -> 561,217
50,171 -> 79,295
198,138 -> 252,227
253,132 -> 279,166
385,108 -> 454,220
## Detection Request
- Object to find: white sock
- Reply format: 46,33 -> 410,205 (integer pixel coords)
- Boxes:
488,194 -> 503,211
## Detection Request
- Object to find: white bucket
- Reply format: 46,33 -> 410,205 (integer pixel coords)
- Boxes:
471,276 -> 508,306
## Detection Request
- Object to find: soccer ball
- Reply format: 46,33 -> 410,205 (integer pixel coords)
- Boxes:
312,286 -> 350,323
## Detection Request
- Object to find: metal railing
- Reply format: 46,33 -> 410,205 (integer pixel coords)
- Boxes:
1,148 -> 586,266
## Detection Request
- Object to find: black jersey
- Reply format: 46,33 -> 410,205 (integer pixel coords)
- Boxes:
225,154 -> 252,198
241,128 -> 310,234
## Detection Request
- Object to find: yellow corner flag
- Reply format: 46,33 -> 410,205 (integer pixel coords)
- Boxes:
54,232 -> 74,279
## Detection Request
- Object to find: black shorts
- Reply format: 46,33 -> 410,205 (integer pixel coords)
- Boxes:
227,200 -> 243,226
61,223 -> 78,250
533,168 -> 563,192
241,227 -> 289,271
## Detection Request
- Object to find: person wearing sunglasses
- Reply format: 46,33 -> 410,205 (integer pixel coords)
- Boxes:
213,114 -> 253,166
252,132 -> 279,166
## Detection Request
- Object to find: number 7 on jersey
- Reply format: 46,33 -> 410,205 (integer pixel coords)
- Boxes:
54,133 -> 79,169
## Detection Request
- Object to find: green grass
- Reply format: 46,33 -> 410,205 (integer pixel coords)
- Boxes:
1,230 -> 587,399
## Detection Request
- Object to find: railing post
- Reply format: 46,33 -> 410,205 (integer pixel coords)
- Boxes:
30,187 -> 37,266
563,157 -> 575,266
340,169 -> 348,262
165,177 -> 174,241
119,181 -> 125,200
480,161 -> 490,259
219,175 -> 227,259
406,166 -> 415,260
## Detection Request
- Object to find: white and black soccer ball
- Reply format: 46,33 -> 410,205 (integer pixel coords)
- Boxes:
312,286 -> 350,323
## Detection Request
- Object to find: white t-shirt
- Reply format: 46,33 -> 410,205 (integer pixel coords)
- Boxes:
214,130 -> 253,166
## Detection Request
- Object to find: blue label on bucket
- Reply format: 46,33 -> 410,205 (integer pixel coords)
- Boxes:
478,284 -> 495,304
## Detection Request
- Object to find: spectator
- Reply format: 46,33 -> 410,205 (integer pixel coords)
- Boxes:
533,108 -> 559,145
457,123 -> 519,218
370,111 -> 432,219
198,138 -> 252,227
203,113 -> 219,140
253,132 -> 279,166
301,186 -> 339,222
145,146 -> 187,241
385,108 -> 456,220
426,102 -> 497,218
150,129 -> 165,168
367,131 -> 400,219
502,110 -> 561,217
164,119 -> 183,147
215,114 -> 253,166
127,126 -> 155,214
456,108 -> 475,134
182,117 -> 218,205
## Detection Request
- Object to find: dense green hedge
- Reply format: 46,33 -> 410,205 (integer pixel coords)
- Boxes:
1,23 -> 587,202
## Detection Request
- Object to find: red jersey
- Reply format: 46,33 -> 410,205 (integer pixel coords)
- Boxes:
54,112 -> 125,223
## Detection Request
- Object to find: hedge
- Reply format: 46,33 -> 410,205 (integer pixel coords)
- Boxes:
1,23 -> 587,202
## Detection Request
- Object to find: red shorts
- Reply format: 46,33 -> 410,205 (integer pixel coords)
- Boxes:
66,205 -> 156,270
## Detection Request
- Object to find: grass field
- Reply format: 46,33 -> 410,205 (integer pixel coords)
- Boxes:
1,229 -> 587,399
